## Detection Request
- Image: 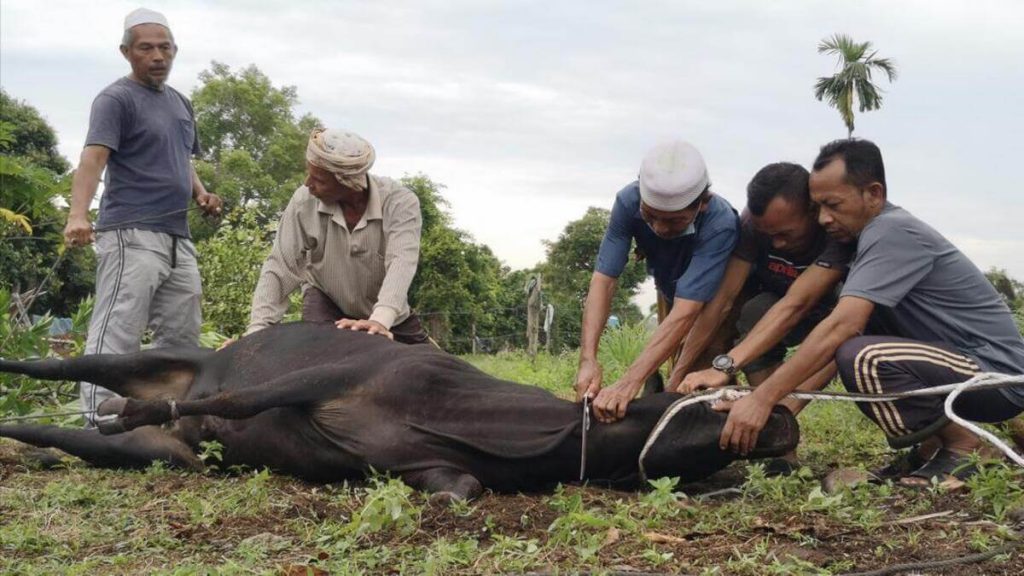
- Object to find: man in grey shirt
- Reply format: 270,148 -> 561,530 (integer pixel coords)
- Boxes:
64,8 -> 222,426
715,139 -> 1023,486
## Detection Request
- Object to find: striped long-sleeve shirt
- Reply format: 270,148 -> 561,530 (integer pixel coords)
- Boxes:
245,175 -> 421,335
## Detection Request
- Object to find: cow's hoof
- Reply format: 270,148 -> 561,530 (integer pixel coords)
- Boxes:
96,397 -> 128,417
97,418 -> 127,436
428,491 -> 464,507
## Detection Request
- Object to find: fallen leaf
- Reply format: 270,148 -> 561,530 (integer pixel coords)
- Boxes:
644,531 -> 687,545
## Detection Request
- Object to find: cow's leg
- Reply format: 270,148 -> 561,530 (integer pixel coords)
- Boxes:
0,347 -> 211,402
0,424 -> 202,470
402,468 -> 483,503
96,365 -> 358,434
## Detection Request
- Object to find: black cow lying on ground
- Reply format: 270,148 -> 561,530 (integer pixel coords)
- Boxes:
0,323 -> 798,500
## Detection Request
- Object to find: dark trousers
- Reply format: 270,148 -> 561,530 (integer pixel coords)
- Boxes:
301,286 -> 431,345
835,335 -> 1022,441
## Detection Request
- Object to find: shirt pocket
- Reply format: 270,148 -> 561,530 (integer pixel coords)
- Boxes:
351,244 -> 386,280
178,118 -> 195,152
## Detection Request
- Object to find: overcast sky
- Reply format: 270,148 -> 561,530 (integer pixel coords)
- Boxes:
3,0 -> 1022,308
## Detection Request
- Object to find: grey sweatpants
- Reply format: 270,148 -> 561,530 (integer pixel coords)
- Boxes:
80,228 -> 201,426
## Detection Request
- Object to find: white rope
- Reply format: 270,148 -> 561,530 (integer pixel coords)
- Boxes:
636,372 -> 1024,483
945,373 -> 1024,467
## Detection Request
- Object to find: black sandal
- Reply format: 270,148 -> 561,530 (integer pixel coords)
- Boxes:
899,448 -> 978,488
871,445 -> 929,480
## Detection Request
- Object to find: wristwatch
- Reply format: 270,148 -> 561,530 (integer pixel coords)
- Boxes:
712,354 -> 737,376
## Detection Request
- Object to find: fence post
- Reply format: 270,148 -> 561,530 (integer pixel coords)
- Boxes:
543,303 -> 554,353
526,275 -> 542,358
471,322 -> 477,354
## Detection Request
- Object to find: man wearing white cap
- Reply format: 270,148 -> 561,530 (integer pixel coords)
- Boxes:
243,128 -> 427,344
64,8 -> 221,427
576,141 -> 740,422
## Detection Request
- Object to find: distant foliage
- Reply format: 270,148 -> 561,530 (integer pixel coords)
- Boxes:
0,97 -> 95,316
403,175 -> 522,352
195,210 -> 276,336
814,34 -> 897,137
539,207 -> 645,350
189,62 -> 321,240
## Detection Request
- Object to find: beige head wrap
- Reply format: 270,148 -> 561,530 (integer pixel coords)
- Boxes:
306,128 -> 376,191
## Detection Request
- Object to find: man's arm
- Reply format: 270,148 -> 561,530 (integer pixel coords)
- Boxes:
680,264 -> 845,393
244,197 -> 306,336
667,256 -> 752,390
64,145 -> 111,247
575,271 -> 617,401
592,296 -> 704,422
190,165 -> 222,216
716,295 -> 875,454
366,192 -> 421,332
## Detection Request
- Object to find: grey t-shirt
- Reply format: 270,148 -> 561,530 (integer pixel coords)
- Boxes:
842,203 -> 1024,407
87,77 -> 200,238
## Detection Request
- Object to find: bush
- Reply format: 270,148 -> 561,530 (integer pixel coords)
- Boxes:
196,209 -> 276,336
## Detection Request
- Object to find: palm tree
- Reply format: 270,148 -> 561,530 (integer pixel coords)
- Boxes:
814,34 -> 897,137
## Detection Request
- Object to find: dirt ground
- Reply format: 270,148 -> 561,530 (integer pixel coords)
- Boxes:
2,439 -> 1021,575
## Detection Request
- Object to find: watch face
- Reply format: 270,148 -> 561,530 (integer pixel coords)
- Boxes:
713,355 -> 733,372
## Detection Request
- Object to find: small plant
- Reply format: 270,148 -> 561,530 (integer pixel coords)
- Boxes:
965,456 -> 1024,521
197,440 -> 224,468
346,475 -> 421,538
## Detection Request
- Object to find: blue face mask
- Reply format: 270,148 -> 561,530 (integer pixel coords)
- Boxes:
646,221 -> 697,240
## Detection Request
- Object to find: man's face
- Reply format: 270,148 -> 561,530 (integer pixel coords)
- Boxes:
304,163 -> 347,203
640,198 -> 705,239
750,196 -> 818,254
809,158 -> 882,244
121,24 -> 176,89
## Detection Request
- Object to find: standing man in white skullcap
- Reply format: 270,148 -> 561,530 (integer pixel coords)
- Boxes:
576,140 -> 740,422
244,128 -> 428,343
64,8 -> 222,427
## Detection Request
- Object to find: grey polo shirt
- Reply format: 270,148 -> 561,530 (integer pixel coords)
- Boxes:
86,77 -> 200,238
841,203 -> 1024,407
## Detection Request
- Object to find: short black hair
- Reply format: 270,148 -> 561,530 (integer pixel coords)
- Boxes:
812,138 -> 887,195
746,162 -> 809,217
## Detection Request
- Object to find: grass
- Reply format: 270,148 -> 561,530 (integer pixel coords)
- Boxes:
3,332 -> 1024,574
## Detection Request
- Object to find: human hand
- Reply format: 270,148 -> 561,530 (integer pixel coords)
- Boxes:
64,214 -> 95,247
680,368 -> 731,395
217,337 -> 236,351
335,318 -> 394,340
195,191 -> 223,217
574,359 -> 603,402
714,394 -> 773,456
592,378 -> 642,423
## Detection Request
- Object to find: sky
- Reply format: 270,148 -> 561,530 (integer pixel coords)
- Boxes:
2,0 -> 1022,309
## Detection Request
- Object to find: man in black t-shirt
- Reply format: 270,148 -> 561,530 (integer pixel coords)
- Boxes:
669,163 -> 852,415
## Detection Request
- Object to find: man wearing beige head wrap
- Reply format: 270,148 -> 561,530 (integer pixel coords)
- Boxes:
244,128 -> 428,343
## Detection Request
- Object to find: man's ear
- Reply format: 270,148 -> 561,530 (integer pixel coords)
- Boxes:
119,44 -> 130,59
864,182 -> 886,208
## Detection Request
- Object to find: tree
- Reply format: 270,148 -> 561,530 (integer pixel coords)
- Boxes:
195,209 -> 276,336
0,95 -> 94,317
403,175 -> 512,352
986,268 -> 1023,311
814,34 -> 897,137
189,62 -> 320,239
0,89 -> 71,174
539,207 -> 646,350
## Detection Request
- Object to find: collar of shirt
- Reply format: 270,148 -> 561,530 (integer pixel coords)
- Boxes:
315,175 -> 383,231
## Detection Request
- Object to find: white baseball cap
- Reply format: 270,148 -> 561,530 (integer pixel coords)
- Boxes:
124,8 -> 169,30
639,140 -> 710,211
